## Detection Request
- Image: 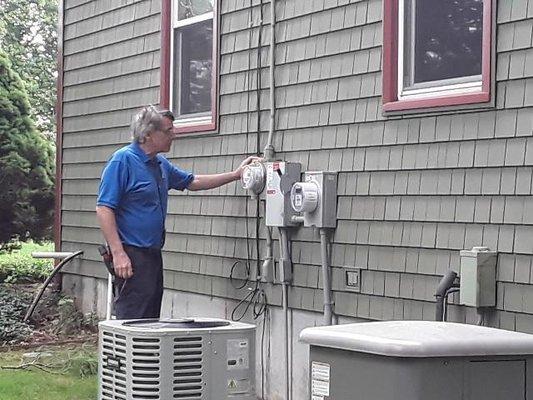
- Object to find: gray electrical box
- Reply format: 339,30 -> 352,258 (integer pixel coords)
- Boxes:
265,161 -> 301,227
291,171 -> 338,228
459,246 -> 497,307
300,321 -> 533,400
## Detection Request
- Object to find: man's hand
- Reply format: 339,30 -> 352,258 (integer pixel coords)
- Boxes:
234,156 -> 263,179
113,250 -> 133,279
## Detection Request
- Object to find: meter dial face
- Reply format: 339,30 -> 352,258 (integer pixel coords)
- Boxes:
290,181 -> 319,213
240,162 -> 266,195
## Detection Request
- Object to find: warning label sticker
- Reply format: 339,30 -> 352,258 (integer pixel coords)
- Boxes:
311,361 -> 330,397
227,378 -> 250,394
227,339 -> 249,370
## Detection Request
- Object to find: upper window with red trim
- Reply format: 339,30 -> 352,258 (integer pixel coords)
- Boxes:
383,0 -> 492,112
161,0 -> 218,133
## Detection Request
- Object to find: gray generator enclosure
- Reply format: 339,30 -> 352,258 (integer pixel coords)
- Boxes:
300,321 -> 533,400
98,318 -> 255,400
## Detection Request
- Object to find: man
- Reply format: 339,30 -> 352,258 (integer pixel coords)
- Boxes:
96,105 -> 259,319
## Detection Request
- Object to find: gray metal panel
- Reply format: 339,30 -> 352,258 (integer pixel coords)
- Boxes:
308,346 -> 532,400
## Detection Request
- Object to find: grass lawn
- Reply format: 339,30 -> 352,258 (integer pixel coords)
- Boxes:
0,240 -> 54,283
0,344 -> 98,400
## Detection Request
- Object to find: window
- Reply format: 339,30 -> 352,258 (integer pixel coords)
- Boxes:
383,0 -> 492,112
161,0 -> 218,133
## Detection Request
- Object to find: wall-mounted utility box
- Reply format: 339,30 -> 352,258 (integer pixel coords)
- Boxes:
459,246 -> 497,308
344,267 -> 361,292
290,171 -> 338,228
265,161 -> 301,227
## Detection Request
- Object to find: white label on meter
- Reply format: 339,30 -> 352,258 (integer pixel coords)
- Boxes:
312,396 -> 324,400
311,361 -> 330,397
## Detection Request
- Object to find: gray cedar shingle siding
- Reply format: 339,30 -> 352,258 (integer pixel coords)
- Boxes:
59,0 -> 533,331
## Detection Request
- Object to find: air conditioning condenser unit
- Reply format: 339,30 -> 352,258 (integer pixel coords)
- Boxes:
98,318 -> 255,400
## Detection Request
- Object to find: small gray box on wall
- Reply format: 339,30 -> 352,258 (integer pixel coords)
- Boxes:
459,246 -> 497,307
344,267 -> 361,292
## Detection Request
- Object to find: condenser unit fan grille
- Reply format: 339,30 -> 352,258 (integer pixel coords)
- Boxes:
101,331 -> 127,400
173,336 -> 204,399
131,337 -> 161,399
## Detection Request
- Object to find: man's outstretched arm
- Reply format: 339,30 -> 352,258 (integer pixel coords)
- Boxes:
188,155 -> 261,191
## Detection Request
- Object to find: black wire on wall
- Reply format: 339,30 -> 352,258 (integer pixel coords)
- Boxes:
228,1 -> 268,398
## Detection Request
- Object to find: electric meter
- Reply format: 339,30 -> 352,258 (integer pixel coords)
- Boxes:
290,181 -> 319,213
290,171 -> 338,228
241,161 -> 266,195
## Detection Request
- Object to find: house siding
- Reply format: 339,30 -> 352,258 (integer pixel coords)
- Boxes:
59,0 -> 533,397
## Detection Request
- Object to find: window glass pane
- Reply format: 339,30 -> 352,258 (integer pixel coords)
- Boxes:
178,0 -> 213,21
405,0 -> 483,85
174,19 -> 213,117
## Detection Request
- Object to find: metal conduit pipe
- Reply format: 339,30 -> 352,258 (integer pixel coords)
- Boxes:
263,0 -> 276,161
319,229 -> 334,325
260,226 -> 274,282
435,270 -> 458,321
277,227 -> 291,400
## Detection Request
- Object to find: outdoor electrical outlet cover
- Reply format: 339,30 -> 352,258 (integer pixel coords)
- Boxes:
344,268 -> 361,292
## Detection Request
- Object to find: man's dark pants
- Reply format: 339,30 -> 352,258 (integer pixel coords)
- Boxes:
113,245 -> 163,319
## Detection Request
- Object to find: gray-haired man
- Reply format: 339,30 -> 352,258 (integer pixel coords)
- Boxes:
96,105 -> 259,319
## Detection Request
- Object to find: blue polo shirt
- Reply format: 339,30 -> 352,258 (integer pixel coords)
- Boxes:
97,142 -> 194,249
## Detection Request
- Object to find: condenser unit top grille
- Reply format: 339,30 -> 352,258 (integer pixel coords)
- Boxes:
122,319 -> 230,330
100,318 -> 254,336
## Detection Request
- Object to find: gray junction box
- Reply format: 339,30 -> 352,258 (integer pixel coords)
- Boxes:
300,321 -> 533,400
98,318 -> 255,400
459,246 -> 497,307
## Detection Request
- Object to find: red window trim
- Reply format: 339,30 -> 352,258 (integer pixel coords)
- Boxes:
160,0 -> 219,134
382,0 -> 492,112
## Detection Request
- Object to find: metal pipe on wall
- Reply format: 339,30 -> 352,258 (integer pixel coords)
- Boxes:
319,228 -> 334,325
277,227 -> 291,400
263,0 -> 276,161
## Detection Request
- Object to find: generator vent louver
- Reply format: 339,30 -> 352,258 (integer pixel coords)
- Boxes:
101,332 -> 127,400
173,336 -> 203,399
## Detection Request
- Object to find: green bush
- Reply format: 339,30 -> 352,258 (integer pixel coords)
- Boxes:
0,285 -> 33,344
0,240 -> 53,283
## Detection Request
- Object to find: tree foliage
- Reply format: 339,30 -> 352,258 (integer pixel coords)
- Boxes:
0,50 -> 55,250
0,0 -> 58,137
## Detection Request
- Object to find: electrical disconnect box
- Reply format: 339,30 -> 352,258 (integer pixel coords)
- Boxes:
265,162 -> 301,227
290,171 -> 338,228
459,246 -> 497,308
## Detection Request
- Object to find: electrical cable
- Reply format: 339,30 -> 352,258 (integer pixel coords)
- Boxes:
229,2 -> 268,398
229,0 -> 267,319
